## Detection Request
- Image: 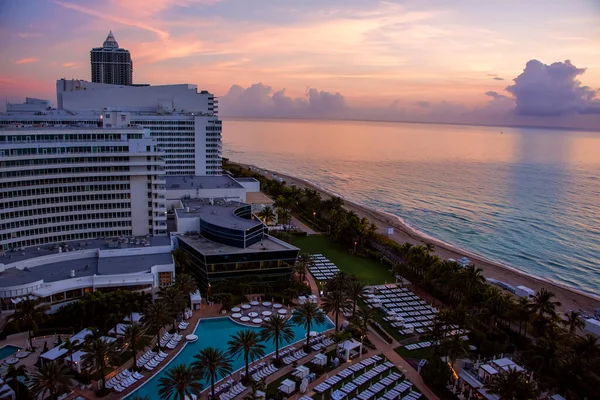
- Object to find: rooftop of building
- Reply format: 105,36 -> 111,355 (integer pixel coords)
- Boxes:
177,233 -> 298,256
234,177 -> 260,182
0,235 -> 171,265
166,175 -> 243,190
175,198 -> 260,230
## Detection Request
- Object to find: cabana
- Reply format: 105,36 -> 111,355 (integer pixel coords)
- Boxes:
190,290 -> 202,310
312,353 -> 327,366
278,379 -> 296,395
109,323 -> 130,336
39,328 -> 92,366
337,339 -> 362,363
124,312 -> 143,323
292,365 -> 310,379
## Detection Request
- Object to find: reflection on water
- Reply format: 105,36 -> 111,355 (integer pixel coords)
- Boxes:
223,119 -> 600,295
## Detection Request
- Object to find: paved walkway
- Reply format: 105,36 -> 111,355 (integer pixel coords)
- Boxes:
291,215 -> 317,235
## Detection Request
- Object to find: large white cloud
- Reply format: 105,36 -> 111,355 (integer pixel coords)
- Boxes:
219,83 -> 347,118
506,59 -> 600,116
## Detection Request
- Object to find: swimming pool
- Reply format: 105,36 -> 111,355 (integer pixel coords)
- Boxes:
0,345 -> 21,360
126,317 -> 334,399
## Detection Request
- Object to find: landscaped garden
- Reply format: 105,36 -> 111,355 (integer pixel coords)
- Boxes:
292,235 -> 395,285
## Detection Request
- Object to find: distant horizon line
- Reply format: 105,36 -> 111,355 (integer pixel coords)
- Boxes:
221,115 -> 600,133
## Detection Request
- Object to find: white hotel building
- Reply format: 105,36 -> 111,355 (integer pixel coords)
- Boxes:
0,117 -> 174,312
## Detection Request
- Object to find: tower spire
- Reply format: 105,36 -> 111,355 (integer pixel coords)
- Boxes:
103,31 -> 119,48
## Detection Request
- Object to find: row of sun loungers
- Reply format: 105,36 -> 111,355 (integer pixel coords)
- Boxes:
166,333 -> 183,349
178,321 -> 189,330
143,351 -> 169,371
106,369 -> 144,392
283,349 -> 308,364
137,350 -> 157,368
252,363 -> 279,381
219,382 -> 246,400
310,335 -> 334,351
403,341 -> 439,351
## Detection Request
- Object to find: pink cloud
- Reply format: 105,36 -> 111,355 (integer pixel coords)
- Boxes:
15,57 -> 37,64
62,62 -> 76,68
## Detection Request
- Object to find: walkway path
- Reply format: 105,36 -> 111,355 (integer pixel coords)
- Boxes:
291,215 -> 317,235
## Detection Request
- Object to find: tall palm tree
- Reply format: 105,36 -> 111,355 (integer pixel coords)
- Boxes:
192,347 -> 232,400
322,290 -> 351,333
327,271 -> 351,293
440,334 -> 469,369
257,206 -> 276,225
349,306 -> 375,339
30,361 -> 72,400
259,314 -> 294,364
292,302 -> 326,347
484,368 -> 538,400
158,364 -> 203,400
122,322 -> 148,371
61,337 -> 77,372
4,364 -> 29,398
561,311 -> 584,340
176,273 -> 198,297
6,299 -> 49,350
172,247 -> 191,274
294,254 -> 310,282
531,288 -> 561,321
462,265 -> 485,300
144,301 -> 171,351
159,285 -> 187,329
81,337 -> 117,392
276,207 -> 291,227
348,278 -> 366,314
227,330 -> 266,381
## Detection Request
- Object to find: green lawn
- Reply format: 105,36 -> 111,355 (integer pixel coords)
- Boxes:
292,236 -> 395,285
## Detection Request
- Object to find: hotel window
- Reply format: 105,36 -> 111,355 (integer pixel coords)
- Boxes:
159,271 -> 173,286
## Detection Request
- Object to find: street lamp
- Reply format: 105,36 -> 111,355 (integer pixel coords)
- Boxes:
353,241 -> 357,253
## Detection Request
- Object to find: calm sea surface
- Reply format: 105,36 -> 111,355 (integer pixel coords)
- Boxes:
222,119 -> 600,296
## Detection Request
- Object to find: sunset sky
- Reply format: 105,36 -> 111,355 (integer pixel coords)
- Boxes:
1,0 -> 599,128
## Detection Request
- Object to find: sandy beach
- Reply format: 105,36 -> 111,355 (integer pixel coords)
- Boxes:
233,162 -> 600,314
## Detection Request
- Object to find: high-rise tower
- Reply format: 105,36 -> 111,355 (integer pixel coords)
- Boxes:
90,31 -> 133,85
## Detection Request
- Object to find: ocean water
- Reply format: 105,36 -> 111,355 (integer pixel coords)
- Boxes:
222,119 -> 600,296
127,317 -> 334,398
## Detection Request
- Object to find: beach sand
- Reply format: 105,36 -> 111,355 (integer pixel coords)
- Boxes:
233,162 -> 600,314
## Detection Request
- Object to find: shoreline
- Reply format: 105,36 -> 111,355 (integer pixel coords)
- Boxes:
232,161 -> 600,314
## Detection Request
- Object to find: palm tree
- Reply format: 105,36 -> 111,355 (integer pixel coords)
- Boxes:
61,337 -> 77,372
531,288 -> 561,321
322,290 -> 351,333
259,314 -> 294,364
327,271 -> 351,293
228,330 -> 266,381
192,347 -> 232,400
144,301 -> 171,351
176,273 -> 198,297
561,310 -> 584,340
30,361 -> 72,400
158,364 -> 203,400
348,278 -> 366,314
6,299 -> 49,350
244,378 -> 266,400
440,334 -> 469,369
81,337 -> 117,392
159,285 -> 188,329
294,254 -> 310,282
257,206 -> 276,225
4,364 -> 29,398
484,368 -> 538,400
122,322 -> 148,371
276,207 -> 291,227
349,306 -> 375,339
172,247 -> 191,274
292,302 -> 326,347
462,265 -> 485,300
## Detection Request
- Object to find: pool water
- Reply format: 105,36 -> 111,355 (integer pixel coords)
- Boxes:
126,317 -> 334,399
0,345 -> 20,360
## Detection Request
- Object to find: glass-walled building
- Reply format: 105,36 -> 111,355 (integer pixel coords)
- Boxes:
174,198 -> 298,288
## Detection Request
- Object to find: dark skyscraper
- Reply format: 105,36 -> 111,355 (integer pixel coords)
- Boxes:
90,31 -> 133,85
